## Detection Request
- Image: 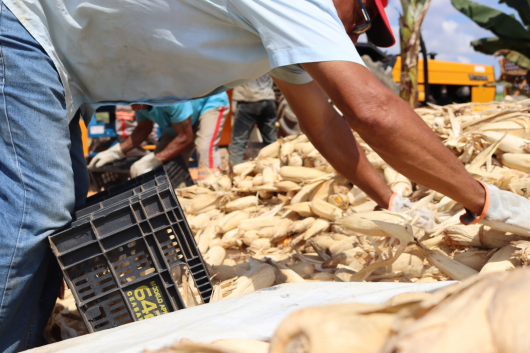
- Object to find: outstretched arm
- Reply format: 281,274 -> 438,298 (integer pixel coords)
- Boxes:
155,118 -> 194,162
120,120 -> 155,154
300,61 -> 485,215
273,77 -> 393,208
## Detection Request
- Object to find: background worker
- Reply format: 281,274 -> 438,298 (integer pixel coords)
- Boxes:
229,74 -> 277,165
4,0 -> 530,351
89,93 -> 229,176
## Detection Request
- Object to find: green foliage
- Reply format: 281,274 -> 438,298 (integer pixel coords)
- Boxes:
452,0 -> 530,69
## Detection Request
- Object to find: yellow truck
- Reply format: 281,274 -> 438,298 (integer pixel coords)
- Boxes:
392,56 -> 496,104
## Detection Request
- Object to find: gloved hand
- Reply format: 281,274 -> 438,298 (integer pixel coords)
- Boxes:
130,153 -> 163,178
461,180 -> 530,237
389,193 -> 436,231
88,143 -> 126,168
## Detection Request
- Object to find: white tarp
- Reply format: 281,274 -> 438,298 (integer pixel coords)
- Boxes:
29,281 -> 456,353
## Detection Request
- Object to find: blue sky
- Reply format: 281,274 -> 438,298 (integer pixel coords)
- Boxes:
359,0 -> 522,78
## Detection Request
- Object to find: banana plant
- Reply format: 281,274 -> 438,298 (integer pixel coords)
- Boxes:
399,0 -> 433,108
452,0 -> 530,70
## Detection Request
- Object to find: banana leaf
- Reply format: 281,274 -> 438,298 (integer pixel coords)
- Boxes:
499,0 -> 530,27
471,36 -> 530,59
452,0 -> 530,39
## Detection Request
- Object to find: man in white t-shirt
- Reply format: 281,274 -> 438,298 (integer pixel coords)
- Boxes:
229,74 -> 278,165
1,0 -> 529,350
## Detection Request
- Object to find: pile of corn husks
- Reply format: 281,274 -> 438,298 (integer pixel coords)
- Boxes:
46,100 -> 530,344
176,99 -> 530,301
149,99 -> 530,353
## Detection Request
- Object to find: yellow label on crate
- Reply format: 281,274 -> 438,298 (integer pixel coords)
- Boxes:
126,280 -> 169,321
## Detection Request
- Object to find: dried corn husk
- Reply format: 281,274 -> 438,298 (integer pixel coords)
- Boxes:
269,303 -> 395,353
453,250 -> 489,271
480,245 -> 519,274
225,264 -> 276,298
417,242 -> 478,280
212,262 -> 250,281
310,198 -> 344,220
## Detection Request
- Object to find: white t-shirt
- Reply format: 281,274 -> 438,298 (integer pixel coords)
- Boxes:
5,0 -> 364,122
232,74 -> 275,102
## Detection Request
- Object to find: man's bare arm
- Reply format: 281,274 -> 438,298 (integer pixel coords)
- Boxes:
155,118 -> 194,162
300,61 -> 485,214
120,120 -> 154,154
273,77 -> 393,208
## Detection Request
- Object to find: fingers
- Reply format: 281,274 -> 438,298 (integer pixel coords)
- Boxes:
94,158 -> 108,168
87,156 -> 99,168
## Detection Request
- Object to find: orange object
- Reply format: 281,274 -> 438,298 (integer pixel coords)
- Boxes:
80,119 -> 89,158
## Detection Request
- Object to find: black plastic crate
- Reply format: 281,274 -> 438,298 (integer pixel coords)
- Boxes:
49,167 -> 212,333
89,156 -> 194,191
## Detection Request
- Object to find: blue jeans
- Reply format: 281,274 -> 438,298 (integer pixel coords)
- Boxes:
0,3 -> 89,351
228,100 -> 277,165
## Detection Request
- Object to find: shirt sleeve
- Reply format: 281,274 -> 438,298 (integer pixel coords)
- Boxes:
165,103 -> 194,124
134,109 -> 149,122
227,0 -> 365,71
269,65 -> 313,85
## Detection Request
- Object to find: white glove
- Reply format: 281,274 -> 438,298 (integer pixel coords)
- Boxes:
390,193 -> 436,231
461,181 -> 530,237
130,153 -> 163,178
88,143 -> 126,168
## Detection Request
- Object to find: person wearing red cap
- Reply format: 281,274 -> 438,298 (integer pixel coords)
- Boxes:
1,0 -> 529,350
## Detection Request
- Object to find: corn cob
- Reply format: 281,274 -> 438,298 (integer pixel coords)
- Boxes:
238,217 -> 280,231
279,166 -> 328,182
242,230 -> 260,246
221,228 -> 242,248
274,181 -> 302,192
188,213 -> 211,231
288,217 -> 315,234
284,202 -> 316,217
287,152 -> 303,167
249,238 -> 272,253
310,198 -> 344,220
257,140 -> 280,159
481,131 -> 530,154
270,218 -> 293,242
216,211 -> 250,233
501,153 -> 530,173
204,246 -> 226,266
443,224 -> 520,249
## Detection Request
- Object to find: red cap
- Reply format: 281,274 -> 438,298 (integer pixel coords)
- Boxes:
366,0 -> 395,48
